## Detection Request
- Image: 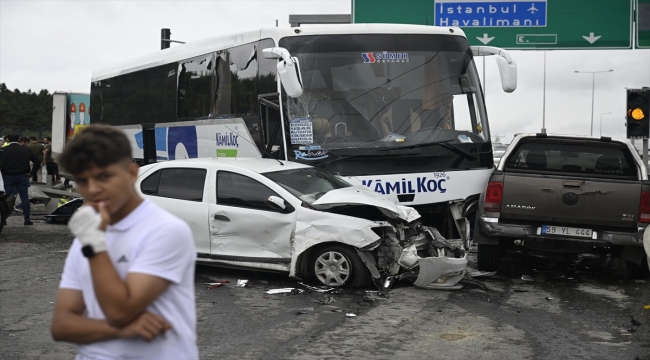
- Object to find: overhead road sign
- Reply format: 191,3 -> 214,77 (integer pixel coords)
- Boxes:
637,0 -> 650,49
353,0 -> 633,50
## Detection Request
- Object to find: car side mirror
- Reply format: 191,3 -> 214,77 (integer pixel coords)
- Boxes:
470,46 -> 517,93
267,195 -> 286,210
262,47 -> 303,98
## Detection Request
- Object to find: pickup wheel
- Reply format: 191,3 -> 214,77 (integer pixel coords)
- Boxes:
310,245 -> 371,288
626,257 -> 650,279
477,243 -> 501,272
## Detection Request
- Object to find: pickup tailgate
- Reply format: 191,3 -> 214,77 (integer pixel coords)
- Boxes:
501,174 -> 641,228
499,138 -> 642,229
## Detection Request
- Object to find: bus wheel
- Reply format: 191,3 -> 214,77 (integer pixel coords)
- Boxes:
311,245 -> 370,288
477,243 -> 501,272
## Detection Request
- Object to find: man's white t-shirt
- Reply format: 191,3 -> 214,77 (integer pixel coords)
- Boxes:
59,199 -> 198,360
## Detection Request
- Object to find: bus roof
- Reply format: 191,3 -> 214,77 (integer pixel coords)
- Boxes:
91,24 -> 466,82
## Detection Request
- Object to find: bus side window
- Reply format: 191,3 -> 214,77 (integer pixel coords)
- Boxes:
213,51 -> 230,116
229,42 -> 258,116
178,54 -> 213,120
148,63 -> 176,123
258,39 -> 277,95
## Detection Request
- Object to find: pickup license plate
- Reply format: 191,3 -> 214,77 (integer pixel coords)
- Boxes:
541,225 -> 592,238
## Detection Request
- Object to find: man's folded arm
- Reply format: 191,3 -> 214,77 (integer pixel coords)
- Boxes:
88,254 -> 171,328
51,288 -> 120,344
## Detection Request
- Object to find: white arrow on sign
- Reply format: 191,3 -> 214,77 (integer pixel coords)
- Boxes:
477,33 -> 495,45
582,32 -> 602,44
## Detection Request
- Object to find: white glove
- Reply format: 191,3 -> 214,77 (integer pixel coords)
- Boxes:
68,206 -> 107,254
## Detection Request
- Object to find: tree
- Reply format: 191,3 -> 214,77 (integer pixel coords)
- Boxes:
0,83 -> 52,137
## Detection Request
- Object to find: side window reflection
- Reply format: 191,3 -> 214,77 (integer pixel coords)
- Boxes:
141,168 -> 206,202
217,171 -> 281,212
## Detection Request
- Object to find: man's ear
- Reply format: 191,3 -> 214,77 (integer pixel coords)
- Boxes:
127,162 -> 140,182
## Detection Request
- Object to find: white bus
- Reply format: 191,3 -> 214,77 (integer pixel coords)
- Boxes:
90,24 -> 517,244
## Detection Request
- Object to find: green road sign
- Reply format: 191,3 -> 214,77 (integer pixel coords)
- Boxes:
353,0 -> 633,50
637,0 -> 650,49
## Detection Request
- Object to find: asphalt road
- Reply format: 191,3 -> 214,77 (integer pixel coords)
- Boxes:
1,204 -> 650,359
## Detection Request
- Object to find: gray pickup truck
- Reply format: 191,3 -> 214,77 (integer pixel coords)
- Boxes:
474,134 -> 650,276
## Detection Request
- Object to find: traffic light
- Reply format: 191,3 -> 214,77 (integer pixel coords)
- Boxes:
161,28 -> 171,50
626,88 -> 650,139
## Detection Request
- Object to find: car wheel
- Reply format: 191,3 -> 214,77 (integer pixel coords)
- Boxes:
477,243 -> 501,272
311,245 -> 370,288
626,257 -> 650,279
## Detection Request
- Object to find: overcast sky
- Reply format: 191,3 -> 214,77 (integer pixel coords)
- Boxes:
1,0 -> 649,144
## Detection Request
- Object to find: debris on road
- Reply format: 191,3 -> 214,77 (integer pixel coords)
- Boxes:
296,307 -> 314,315
313,295 -> 337,304
521,275 -> 534,282
206,284 -> 223,289
466,267 -> 497,278
545,297 -> 553,301
212,279 -> 230,284
236,280 -> 249,288
299,282 -> 334,293
643,305 -> 650,310
331,309 -> 343,313
631,317 -> 642,326
266,288 -> 305,294
346,313 -> 356,317
459,277 -> 488,290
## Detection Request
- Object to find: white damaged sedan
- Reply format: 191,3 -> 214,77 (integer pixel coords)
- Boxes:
136,158 -> 467,288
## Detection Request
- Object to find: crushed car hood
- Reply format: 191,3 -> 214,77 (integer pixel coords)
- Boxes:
312,187 -> 421,222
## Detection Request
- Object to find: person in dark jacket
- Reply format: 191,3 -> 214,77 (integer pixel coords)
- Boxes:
0,134 -> 40,225
27,136 -> 44,182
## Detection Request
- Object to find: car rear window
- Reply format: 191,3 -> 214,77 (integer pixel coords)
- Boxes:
504,141 -> 637,178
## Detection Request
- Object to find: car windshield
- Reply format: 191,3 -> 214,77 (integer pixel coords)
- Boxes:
263,167 -> 352,204
279,34 -> 488,153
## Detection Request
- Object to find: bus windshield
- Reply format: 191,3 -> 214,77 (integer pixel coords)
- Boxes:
279,34 -> 488,153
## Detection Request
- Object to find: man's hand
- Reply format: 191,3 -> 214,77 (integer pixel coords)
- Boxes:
68,206 -> 107,253
118,312 -> 172,342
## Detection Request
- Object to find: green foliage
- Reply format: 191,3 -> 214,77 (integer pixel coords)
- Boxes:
0,83 -> 53,137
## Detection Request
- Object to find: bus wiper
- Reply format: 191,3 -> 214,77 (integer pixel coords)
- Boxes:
378,140 -> 476,160
377,139 -> 453,151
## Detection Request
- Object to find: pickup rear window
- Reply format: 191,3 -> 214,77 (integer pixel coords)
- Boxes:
504,141 -> 637,179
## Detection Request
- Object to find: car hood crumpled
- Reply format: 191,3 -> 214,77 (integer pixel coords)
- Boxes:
311,187 -> 421,222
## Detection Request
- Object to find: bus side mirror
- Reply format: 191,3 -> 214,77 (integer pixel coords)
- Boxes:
470,46 -> 517,93
262,47 -> 304,98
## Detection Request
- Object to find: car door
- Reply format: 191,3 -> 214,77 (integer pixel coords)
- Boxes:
207,169 -> 295,261
139,165 -> 211,254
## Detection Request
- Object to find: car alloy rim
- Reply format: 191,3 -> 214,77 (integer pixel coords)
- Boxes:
315,251 -> 350,286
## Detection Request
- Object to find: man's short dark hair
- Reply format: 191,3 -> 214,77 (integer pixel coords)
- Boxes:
59,125 -> 132,175
7,134 -> 19,142
19,137 -> 29,143
29,136 -> 37,141
44,137 -> 51,142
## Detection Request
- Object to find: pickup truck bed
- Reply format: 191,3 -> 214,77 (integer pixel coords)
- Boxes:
474,134 -> 650,276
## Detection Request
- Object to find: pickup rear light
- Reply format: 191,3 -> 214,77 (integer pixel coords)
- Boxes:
639,192 -> 650,223
484,181 -> 503,212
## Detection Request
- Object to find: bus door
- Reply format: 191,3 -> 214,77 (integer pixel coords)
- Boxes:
258,93 -> 285,160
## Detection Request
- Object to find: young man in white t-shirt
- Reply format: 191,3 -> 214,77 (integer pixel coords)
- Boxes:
51,125 -> 198,360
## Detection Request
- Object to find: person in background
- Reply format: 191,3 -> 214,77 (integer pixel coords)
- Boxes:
2,136 -> 10,147
0,134 -> 40,225
27,136 -> 44,182
19,137 -> 29,146
43,137 -> 59,183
